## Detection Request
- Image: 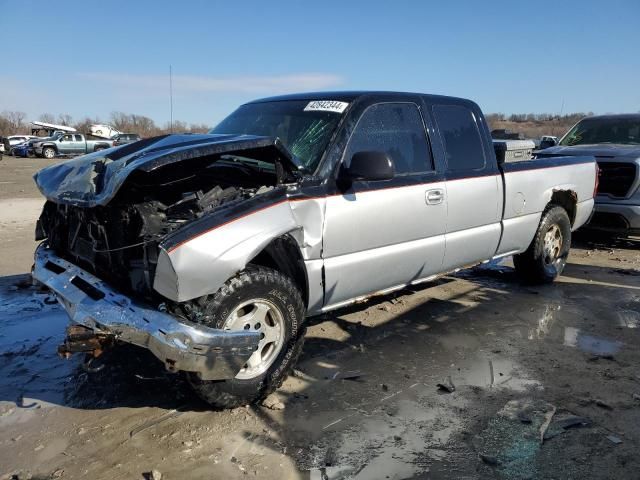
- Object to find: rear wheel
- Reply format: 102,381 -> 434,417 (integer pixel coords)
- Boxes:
186,266 -> 305,409
514,206 -> 571,283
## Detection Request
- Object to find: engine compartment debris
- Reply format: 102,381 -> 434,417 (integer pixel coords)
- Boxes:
37,153 -> 277,300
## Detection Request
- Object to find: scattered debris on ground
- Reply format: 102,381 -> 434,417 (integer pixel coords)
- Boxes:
261,395 -> 285,411
437,376 -> 456,393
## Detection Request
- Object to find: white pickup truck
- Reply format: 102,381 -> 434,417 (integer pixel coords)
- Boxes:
32,91 -> 597,408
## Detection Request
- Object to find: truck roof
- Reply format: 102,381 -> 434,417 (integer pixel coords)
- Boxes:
584,113 -> 640,121
247,90 -> 474,106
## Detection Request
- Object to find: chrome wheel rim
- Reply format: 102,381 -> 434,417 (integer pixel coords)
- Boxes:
223,298 -> 285,380
543,224 -> 563,265
44,149 -> 54,158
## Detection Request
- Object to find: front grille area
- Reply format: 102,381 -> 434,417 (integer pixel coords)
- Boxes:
597,160 -> 636,197
40,202 -> 160,299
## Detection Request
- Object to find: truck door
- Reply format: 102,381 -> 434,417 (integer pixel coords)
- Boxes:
59,134 -> 75,154
73,134 -> 85,153
322,101 -> 447,308
431,103 -> 502,270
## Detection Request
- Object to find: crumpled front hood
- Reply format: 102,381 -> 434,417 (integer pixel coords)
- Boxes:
538,144 -> 640,158
34,133 -> 303,207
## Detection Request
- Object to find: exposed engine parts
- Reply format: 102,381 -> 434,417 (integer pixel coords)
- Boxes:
37,157 -> 276,300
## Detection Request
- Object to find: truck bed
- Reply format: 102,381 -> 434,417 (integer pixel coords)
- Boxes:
496,155 -> 597,257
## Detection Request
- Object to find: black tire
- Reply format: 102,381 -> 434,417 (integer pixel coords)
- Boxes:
514,206 -> 571,284
42,147 -> 56,159
186,266 -> 305,409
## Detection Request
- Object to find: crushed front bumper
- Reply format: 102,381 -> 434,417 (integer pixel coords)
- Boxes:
32,244 -> 260,380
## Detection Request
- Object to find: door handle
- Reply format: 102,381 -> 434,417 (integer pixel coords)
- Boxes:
425,189 -> 444,205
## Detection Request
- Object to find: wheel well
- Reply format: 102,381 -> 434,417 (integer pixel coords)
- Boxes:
250,234 -> 309,307
549,190 -> 577,225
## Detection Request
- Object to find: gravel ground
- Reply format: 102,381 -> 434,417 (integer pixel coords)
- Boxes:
1,155 -> 639,479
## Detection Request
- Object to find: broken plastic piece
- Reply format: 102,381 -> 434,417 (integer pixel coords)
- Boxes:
437,376 -> 456,393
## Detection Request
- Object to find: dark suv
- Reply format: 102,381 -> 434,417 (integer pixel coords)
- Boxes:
113,133 -> 141,146
537,114 -> 640,235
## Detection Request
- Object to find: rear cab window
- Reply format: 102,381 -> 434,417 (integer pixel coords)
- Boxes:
432,104 -> 486,172
344,102 -> 433,175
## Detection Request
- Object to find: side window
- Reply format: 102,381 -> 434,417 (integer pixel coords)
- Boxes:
344,103 -> 433,175
433,104 -> 486,171
74,135 -> 82,141
63,134 -> 73,141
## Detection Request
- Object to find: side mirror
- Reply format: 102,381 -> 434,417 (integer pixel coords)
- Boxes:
342,151 -> 395,181
539,138 -> 558,149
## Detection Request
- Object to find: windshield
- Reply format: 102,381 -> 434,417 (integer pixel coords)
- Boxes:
209,100 -> 345,172
560,117 -> 640,146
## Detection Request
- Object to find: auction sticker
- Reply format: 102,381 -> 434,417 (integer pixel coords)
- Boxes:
304,100 -> 349,113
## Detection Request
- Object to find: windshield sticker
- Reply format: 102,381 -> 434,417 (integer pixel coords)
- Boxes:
304,101 -> 349,113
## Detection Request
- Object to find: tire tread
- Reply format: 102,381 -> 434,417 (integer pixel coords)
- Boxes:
187,266 -> 305,409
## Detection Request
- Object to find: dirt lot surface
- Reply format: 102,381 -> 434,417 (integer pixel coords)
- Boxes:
0,155 -> 58,276
1,156 -> 640,479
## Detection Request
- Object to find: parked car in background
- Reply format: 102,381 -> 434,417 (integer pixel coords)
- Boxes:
2,135 -> 38,156
537,114 -> 640,235
33,91 -> 597,408
89,124 -> 122,139
11,142 -> 31,157
7,135 -> 38,148
11,136 -> 49,157
33,133 -> 114,158
112,133 -> 141,146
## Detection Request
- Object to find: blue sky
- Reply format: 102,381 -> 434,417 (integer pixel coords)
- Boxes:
1,0 -> 638,126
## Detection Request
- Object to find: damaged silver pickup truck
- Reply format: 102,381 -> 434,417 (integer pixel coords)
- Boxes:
32,92 -> 598,408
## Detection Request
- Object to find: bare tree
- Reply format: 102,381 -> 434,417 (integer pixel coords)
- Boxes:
6,111 -> 27,130
0,111 -> 28,134
189,123 -> 210,134
38,113 -> 56,124
57,114 -> 74,126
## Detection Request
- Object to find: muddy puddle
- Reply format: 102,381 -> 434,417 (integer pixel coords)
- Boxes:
0,275 -> 73,406
0,275 -> 189,411
0,249 -> 639,479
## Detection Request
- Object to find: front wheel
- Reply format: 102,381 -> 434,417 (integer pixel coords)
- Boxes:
42,147 -> 56,159
514,206 -> 571,284
185,266 -> 306,409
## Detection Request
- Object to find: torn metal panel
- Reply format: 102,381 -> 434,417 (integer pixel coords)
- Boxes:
33,134 -> 304,207
158,199 -> 302,302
